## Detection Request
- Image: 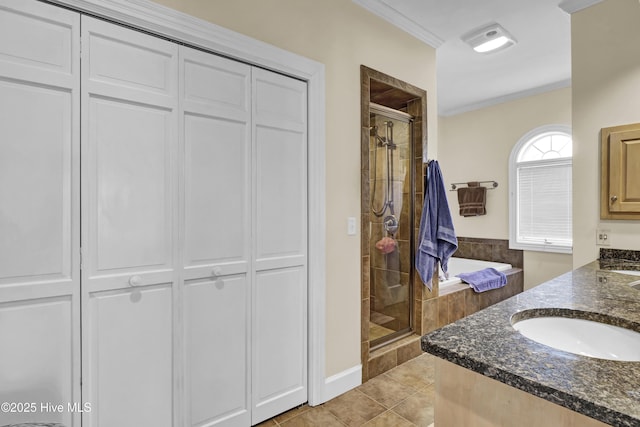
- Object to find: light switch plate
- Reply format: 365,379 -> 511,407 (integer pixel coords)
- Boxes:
347,217 -> 357,235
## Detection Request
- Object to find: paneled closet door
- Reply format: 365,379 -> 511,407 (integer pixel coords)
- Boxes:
252,68 -> 308,425
0,1 -> 81,426
81,16 -> 178,427
180,47 -> 252,427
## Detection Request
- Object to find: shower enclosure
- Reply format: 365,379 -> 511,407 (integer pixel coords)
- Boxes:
368,103 -> 415,349
361,65 -> 428,380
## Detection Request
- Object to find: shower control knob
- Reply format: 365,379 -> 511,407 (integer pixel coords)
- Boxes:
128,275 -> 143,287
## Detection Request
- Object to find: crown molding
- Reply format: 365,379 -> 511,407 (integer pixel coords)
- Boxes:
352,0 -> 444,48
559,0 -> 604,14
45,0 -> 322,80
440,79 -> 571,117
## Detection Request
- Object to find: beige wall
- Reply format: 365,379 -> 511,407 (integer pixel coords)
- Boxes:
438,88 -> 573,289
148,0 -> 438,377
139,0 -> 640,379
572,0 -> 640,268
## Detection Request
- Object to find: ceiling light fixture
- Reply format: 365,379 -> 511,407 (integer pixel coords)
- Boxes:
462,23 -> 517,54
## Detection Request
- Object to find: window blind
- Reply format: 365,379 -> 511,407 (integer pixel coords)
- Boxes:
517,160 -> 572,246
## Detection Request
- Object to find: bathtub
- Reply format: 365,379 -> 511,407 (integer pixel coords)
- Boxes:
439,257 -> 513,290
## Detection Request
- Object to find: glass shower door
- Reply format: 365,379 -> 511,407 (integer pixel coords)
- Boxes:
369,105 -> 414,349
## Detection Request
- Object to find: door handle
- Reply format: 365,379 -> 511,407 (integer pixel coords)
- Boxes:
128,275 -> 143,287
611,195 -> 618,204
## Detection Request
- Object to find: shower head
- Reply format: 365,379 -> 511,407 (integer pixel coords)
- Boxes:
370,125 -> 388,146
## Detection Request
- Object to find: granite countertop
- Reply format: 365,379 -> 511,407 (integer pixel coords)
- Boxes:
421,259 -> 640,427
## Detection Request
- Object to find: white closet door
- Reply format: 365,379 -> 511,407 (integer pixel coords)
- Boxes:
81,16 -> 178,427
180,47 -> 251,427
0,1 -> 81,426
251,68 -> 308,425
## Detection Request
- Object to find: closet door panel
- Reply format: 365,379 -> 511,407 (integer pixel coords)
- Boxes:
255,126 -> 306,266
87,285 -> 173,427
180,47 -> 251,427
181,47 -> 251,280
82,15 -> 178,289
87,98 -> 173,279
254,72 -> 306,131
0,0 -> 79,293
252,68 -> 307,424
184,275 -> 250,427
0,0 -> 75,88
84,17 -> 176,107
183,114 -> 249,276
0,2 -> 81,426
0,297 -> 74,426
81,16 -> 179,427
253,267 -> 306,420
183,49 -> 250,120
253,71 -> 307,270
0,82 -> 73,286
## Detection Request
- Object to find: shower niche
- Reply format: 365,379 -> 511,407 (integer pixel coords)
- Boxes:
361,66 -> 429,380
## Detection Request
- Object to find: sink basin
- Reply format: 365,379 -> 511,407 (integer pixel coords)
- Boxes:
512,313 -> 640,361
612,270 -> 640,276
610,270 -> 640,288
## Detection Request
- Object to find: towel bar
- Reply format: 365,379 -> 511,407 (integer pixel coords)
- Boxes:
450,181 -> 498,191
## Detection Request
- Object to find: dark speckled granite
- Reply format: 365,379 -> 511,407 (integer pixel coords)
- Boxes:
422,260 -> 640,427
600,248 -> 640,263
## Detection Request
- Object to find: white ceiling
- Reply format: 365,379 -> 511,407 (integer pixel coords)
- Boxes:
354,0 -> 603,116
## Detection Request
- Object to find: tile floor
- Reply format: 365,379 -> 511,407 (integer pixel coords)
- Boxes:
258,353 -> 436,427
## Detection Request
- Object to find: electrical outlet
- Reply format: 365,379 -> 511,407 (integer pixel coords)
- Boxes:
596,229 -> 610,246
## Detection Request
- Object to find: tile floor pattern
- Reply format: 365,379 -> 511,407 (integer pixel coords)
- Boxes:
257,353 -> 436,427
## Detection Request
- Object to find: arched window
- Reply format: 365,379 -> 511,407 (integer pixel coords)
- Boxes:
509,125 -> 572,253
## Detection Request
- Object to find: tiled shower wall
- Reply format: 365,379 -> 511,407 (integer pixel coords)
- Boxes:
454,237 -> 524,269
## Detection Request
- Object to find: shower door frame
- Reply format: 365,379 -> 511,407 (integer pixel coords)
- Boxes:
360,65 -> 429,381
368,103 -> 416,350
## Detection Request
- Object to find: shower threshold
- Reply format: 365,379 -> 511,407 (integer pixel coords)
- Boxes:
369,330 -> 414,352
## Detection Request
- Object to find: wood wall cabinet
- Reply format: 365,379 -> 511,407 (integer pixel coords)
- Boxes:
601,123 -> 640,219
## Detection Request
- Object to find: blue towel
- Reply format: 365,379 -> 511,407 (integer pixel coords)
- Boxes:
457,268 -> 507,293
415,161 -> 458,290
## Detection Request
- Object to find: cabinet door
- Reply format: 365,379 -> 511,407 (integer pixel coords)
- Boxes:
0,2 -> 81,426
81,16 -> 178,427
608,129 -> 640,213
180,47 -> 251,427
252,68 -> 308,425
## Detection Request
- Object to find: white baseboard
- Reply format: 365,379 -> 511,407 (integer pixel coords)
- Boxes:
317,364 -> 362,404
